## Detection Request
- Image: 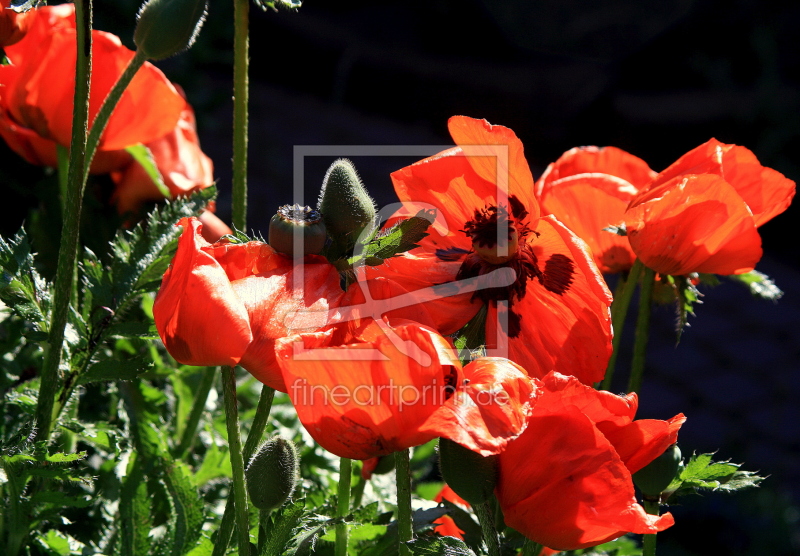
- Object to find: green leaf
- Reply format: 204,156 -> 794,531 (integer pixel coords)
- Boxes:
32,529 -> 86,555
125,144 -> 170,198
78,356 -> 153,385
664,452 -> 766,499
30,490 -> 92,509
727,270 -> 783,301
120,458 -> 152,556
0,228 -> 51,328
162,460 -> 205,556
575,534 -> 642,555
260,499 -> 307,555
406,536 -> 477,555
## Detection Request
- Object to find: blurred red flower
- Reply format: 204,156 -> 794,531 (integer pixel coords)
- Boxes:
369,116 -> 613,384
275,310 -> 538,460
495,372 -> 685,551
153,217 -> 344,391
432,484 -> 469,540
0,4 -> 185,174
535,146 -> 655,274
0,0 -> 33,47
625,139 -> 795,276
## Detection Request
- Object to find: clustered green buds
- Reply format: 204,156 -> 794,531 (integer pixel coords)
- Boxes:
438,437 -> 498,505
134,0 -> 208,60
268,204 -> 327,257
317,158 -> 376,253
633,443 -> 683,498
245,436 -> 299,512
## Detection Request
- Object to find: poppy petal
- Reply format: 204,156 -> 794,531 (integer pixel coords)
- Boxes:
485,217 -> 613,384
153,218 -> 253,366
536,145 -> 655,193
626,174 -> 763,276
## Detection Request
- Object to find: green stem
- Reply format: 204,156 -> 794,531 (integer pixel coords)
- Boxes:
335,457 -> 352,556
82,49 -> 148,184
232,0 -> 249,231
212,384 -> 275,556
627,266 -> 655,394
474,501 -> 501,556
258,508 -> 269,554
395,449 -> 413,556
221,367 -> 251,555
351,470 -> 367,510
174,367 -> 217,459
521,539 -> 543,556
600,259 -> 644,391
642,499 -> 660,556
35,0 -> 92,444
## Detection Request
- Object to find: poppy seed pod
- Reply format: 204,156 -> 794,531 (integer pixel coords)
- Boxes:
438,437 -> 498,505
317,159 -> 376,250
134,0 -> 208,60
633,443 -> 683,498
245,437 -> 299,512
268,204 -> 327,256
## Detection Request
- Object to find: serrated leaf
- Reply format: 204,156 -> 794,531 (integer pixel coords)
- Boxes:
126,144 -> 171,198
665,453 -> 766,499
30,490 -> 92,508
727,270 -> 783,301
120,458 -> 151,556
367,210 -> 435,260
0,228 -> 51,328
78,356 -> 153,385
665,274 -> 702,342
406,536 -> 477,555
32,528 -> 86,555
162,460 -> 205,556
260,499 -> 307,555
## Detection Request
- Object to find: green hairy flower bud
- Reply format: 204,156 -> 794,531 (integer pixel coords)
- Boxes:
245,436 -> 299,512
268,204 -> 327,256
438,437 -> 498,506
317,159 -> 376,251
633,443 -> 683,498
134,0 -> 208,60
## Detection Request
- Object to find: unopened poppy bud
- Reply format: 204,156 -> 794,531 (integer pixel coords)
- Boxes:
245,436 -> 299,512
438,437 -> 497,505
317,159 -> 376,250
269,204 -> 327,256
134,0 -> 208,60
633,443 -> 682,498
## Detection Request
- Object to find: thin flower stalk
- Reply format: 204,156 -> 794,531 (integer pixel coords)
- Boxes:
601,259 -> 644,391
35,0 -> 92,443
174,366 -> 217,458
221,366 -> 251,555
395,449 -> 413,556
642,500 -> 660,556
474,500 -> 501,556
627,266 -> 656,394
232,0 -> 249,231
335,457 -> 352,556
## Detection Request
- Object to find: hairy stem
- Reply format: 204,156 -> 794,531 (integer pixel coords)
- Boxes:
627,265 -> 655,394
335,457 -> 352,556
221,367 -> 251,555
601,259 -> 644,391
232,0 -> 250,231
395,449 -> 413,555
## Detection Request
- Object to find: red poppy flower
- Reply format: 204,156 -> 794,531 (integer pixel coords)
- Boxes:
110,96 -> 216,217
153,217 -> 345,391
0,4 -> 185,174
0,0 -> 33,47
274,311 -> 538,460
535,146 -> 656,274
495,372 -> 685,551
369,116 -> 613,385
432,484 -> 470,540
624,139 -> 795,276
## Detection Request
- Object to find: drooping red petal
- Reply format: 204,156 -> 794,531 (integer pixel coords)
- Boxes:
153,218 -> 253,367
537,372 -> 638,427
485,216 -> 613,384
626,174 -> 763,276
275,319 -> 463,460
448,116 -> 539,224
598,414 -> 686,474
645,139 -> 795,227
421,357 -> 538,456
496,406 -> 675,550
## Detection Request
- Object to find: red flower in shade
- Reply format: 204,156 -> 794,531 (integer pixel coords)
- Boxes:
624,139 -> 795,276
535,146 -> 656,274
495,372 -> 685,551
432,484 -> 470,540
110,96 -> 217,216
153,217 -> 345,391
274,309 -> 538,460
0,0 -> 33,47
369,116 -> 613,385
0,4 -> 185,174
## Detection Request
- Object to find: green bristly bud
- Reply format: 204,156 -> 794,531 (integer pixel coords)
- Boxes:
633,443 -> 683,498
268,204 -> 327,256
134,0 -> 208,60
317,159 -> 376,253
245,436 -> 299,512
438,438 -> 498,506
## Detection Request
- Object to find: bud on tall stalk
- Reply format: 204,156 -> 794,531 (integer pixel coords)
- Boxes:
246,436 -> 300,512
134,0 -> 208,60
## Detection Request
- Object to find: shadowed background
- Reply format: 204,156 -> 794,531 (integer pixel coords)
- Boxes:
2,1 -> 799,554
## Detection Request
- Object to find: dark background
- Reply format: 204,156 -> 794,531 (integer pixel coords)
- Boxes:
3,1 -> 800,554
